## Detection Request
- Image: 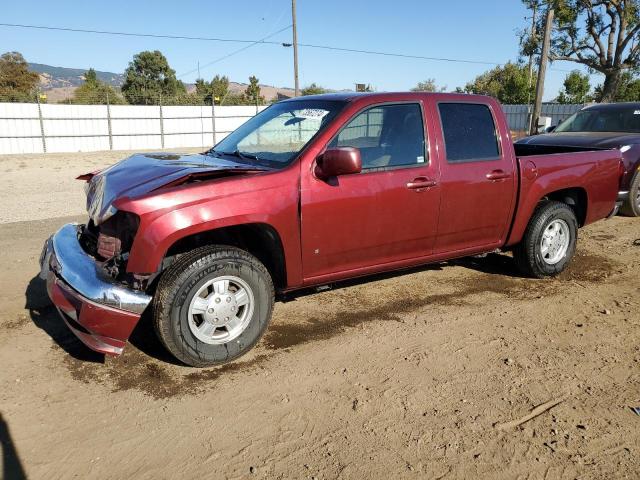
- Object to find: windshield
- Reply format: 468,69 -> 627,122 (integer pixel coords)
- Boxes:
555,106 -> 640,133
210,99 -> 346,168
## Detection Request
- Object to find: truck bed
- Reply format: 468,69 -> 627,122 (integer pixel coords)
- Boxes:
505,148 -> 622,247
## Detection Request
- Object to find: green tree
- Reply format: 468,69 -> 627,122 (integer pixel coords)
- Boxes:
195,74 -> 230,104
0,51 -> 39,102
162,91 -> 203,105
195,78 -> 211,103
244,75 -> 264,105
211,75 -> 229,102
557,70 -> 592,103
411,78 -> 446,92
71,68 -> 125,104
463,62 -> 536,103
521,0 -> 640,102
221,93 -> 250,105
121,50 -> 185,105
594,71 -> 640,100
301,83 -> 328,95
85,68 -> 99,86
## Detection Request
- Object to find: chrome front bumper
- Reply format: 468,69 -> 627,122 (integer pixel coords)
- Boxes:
40,223 -> 151,315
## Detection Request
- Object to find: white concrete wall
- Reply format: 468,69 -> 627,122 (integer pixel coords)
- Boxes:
0,103 -> 267,154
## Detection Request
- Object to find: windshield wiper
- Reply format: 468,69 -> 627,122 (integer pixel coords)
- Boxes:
233,150 -> 260,162
211,149 -> 261,162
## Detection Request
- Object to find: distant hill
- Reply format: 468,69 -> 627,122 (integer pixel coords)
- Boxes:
29,63 -> 124,89
28,62 -> 295,103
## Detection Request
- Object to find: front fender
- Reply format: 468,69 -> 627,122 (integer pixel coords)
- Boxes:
116,168 -> 302,286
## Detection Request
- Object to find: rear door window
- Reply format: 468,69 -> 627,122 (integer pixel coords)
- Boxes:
438,103 -> 500,162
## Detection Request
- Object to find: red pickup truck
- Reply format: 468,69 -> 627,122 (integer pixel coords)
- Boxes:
40,92 -> 622,367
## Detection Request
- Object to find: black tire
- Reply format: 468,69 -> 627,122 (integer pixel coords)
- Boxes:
153,245 -> 274,367
513,201 -> 578,278
620,170 -> 640,217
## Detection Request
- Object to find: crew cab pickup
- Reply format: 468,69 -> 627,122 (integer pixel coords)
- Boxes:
40,92 -> 623,367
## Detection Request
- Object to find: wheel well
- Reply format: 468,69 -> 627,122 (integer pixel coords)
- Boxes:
164,223 -> 287,289
541,187 -> 588,226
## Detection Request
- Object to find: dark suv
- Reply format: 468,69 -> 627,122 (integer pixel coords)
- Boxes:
517,102 -> 640,217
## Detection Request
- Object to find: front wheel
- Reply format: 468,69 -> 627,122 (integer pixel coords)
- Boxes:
620,171 -> 640,217
513,201 -> 578,278
153,246 -> 274,367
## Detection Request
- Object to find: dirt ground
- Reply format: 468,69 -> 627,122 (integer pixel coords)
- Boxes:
0,150 -> 639,480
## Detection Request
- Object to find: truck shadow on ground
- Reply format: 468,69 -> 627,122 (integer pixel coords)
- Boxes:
279,252 -> 526,306
449,252 -> 528,278
127,312 -> 185,365
21,253 -> 529,367
24,248 -> 615,377
0,413 -> 27,480
24,276 -> 104,364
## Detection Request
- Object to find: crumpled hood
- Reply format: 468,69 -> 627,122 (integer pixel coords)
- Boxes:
517,131 -> 640,149
85,152 -> 269,225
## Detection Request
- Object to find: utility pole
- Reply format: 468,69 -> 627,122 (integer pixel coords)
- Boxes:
291,0 -> 300,96
526,2 -> 538,133
527,3 -> 538,86
530,6 -> 554,136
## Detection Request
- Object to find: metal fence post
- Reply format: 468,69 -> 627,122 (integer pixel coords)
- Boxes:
36,92 -> 47,153
106,93 -> 113,150
211,98 -> 217,146
159,96 -> 165,149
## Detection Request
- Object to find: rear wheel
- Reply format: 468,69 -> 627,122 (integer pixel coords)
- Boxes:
153,245 -> 274,367
514,201 -> 578,278
620,171 -> 640,217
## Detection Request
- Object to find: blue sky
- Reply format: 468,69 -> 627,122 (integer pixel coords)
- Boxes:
1,0 -> 600,100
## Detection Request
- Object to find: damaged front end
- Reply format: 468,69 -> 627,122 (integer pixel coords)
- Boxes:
40,223 -> 152,356
41,151 -> 271,356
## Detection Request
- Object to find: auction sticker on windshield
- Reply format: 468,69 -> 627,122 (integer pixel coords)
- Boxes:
295,109 -> 330,119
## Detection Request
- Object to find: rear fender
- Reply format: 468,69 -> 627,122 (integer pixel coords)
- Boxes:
506,151 -> 620,247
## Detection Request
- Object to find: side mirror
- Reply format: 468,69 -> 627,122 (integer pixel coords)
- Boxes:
545,125 -> 557,133
315,147 -> 362,179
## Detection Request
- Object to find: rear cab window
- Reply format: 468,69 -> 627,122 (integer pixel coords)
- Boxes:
438,103 -> 500,162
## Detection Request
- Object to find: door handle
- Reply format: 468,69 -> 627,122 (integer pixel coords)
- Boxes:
486,170 -> 510,181
406,177 -> 437,190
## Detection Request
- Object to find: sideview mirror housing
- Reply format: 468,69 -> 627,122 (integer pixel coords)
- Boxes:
545,125 -> 557,133
315,147 -> 362,179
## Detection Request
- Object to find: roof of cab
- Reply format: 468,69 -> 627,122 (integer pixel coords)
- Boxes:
279,91 -> 493,103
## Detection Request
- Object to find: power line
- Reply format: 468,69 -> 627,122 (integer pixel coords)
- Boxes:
178,25 -> 292,78
299,43 -> 501,66
0,21 -> 575,73
296,42 -> 574,73
0,22 -> 288,45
